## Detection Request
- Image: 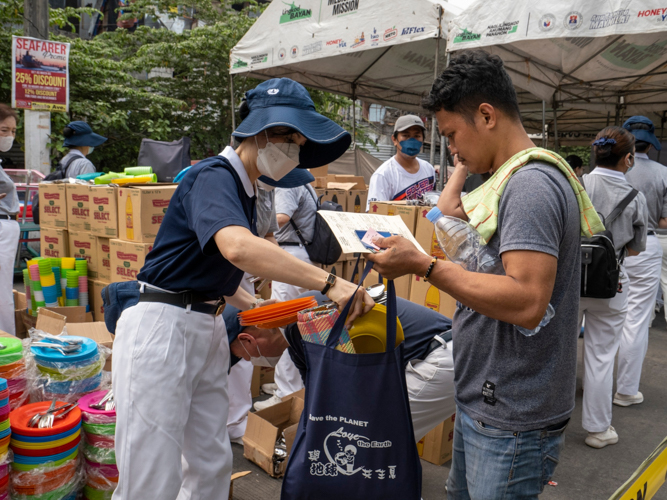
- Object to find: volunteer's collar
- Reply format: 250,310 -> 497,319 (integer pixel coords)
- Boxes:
220,146 -> 255,197
635,152 -> 649,159
68,149 -> 85,158
590,167 -> 627,180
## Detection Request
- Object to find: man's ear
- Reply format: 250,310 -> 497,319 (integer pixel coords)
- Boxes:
478,103 -> 497,130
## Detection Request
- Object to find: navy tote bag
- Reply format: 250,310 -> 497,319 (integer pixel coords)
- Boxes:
281,262 -> 422,499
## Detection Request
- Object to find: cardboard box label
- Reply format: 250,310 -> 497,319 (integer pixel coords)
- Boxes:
110,239 -> 153,282
39,184 -> 67,228
90,280 -> 110,323
95,237 -> 111,282
89,186 -> 119,237
347,190 -> 368,214
117,185 -> 177,243
415,208 -> 445,258
409,275 -> 457,319
67,230 -> 98,279
40,227 -> 68,259
66,184 -> 92,231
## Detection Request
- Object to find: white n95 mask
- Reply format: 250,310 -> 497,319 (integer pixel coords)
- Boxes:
255,133 -> 300,181
242,342 -> 281,368
0,136 -> 14,152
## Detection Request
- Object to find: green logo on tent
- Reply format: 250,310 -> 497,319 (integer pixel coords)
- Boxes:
509,25 -> 518,33
232,58 -> 248,69
279,2 -> 312,24
602,39 -> 667,70
454,29 -> 481,43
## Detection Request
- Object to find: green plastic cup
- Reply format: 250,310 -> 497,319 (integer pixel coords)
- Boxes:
125,166 -> 153,176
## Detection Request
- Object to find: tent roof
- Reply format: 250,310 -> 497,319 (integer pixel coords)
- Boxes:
230,0 -> 461,111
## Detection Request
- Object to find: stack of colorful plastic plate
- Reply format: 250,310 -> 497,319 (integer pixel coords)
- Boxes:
9,402 -> 82,498
238,296 -> 318,329
31,337 -> 102,403
0,338 -> 27,410
79,391 -> 117,500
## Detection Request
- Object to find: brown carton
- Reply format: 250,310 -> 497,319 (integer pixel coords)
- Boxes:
117,185 -> 177,243
40,227 -> 68,259
414,207 -> 445,258
346,190 -> 368,214
343,259 -> 364,284
364,269 -> 412,300
89,185 -> 119,237
409,275 -> 457,319
109,239 -> 154,282
368,201 -> 419,234
68,230 -> 99,279
39,183 -> 67,228
13,291 -> 27,338
89,279 -> 110,323
327,174 -> 365,189
251,366 -> 275,398
243,397 -> 304,477
321,261 -> 344,277
95,237 -> 111,282
417,413 -> 456,466
320,189 -> 347,211
66,183 -> 92,231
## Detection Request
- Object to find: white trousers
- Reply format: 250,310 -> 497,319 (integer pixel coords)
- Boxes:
656,234 -> 667,322
0,220 -> 19,336
579,272 -> 628,433
271,245 -> 312,399
112,302 -> 232,500
617,236 -> 663,396
406,342 -> 456,442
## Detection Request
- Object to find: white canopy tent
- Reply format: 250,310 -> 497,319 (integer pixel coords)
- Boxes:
447,0 -> 667,147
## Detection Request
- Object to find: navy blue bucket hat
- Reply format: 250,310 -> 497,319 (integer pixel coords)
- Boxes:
63,121 -> 107,148
232,78 -> 351,168
622,116 -> 662,151
259,168 -> 315,188
222,305 -> 243,344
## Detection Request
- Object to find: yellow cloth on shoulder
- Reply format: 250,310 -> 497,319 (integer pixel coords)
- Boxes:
461,147 -> 605,244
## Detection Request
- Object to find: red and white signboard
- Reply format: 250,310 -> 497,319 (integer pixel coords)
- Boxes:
11,36 -> 70,112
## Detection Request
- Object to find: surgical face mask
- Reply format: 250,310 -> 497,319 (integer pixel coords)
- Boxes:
399,138 -> 422,157
0,136 -> 14,152
627,155 -> 635,173
255,132 -> 300,181
241,341 -> 281,367
87,146 -> 95,155
257,179 -> 275,192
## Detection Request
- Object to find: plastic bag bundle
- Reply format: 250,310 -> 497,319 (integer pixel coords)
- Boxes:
0,338 -> 28,410
9,401 -> 84,499
79,391 -> 117,498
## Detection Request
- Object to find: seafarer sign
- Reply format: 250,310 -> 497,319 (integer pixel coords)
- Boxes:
11,36 -> 70,112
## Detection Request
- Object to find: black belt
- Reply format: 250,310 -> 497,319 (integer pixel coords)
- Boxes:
424,329 -> 452,358
280,242 -> 302,246
648,230 -> 656,236
0,214 -> 16,221
138,288 -> 225,315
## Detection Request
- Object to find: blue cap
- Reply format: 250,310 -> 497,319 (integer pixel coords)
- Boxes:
622,116 -> 662,151
426,206 -> 443,223
259,168 -> 315,188
232,78 -> 351,169
63,121 -> 107,148
223,305 -> 243,345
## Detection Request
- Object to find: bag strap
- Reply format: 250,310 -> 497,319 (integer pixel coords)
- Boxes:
606,189 -> 639,226
287,185 -> 319,246
327,260 -> 398,353
60,155 -> 80,177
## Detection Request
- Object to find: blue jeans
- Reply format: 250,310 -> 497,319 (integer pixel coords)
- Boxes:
447,407 -> 568,500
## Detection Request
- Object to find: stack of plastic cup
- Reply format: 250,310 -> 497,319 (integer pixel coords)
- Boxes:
22,269 -> 32,316
124,166 -> 152,175
78,275 -> 89,313
28,265 -> 45,312
80,391 -> 117,499
75,258 -> 88,277
61,258 -> 75,300
0,339 -> 27,410
52,266 -> 62,306
9,402 -> 82,499
65,271 -> 79,307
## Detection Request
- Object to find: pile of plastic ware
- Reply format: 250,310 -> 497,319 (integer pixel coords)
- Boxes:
94,166 -> 156,185
24,257 -> 90,314
0,339 -> 27,410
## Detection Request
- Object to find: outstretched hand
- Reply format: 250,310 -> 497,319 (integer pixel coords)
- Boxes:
365,236 -> 432,280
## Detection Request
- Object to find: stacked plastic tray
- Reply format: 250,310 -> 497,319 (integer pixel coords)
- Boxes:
0,338 -> 27,410
80,391 -> 117,500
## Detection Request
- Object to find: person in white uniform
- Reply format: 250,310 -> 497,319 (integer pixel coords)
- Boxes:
615,116 -> 667,407
579,127 -> 648,448
366,115 -> 435,211
106,78 -> 372,500
0,104 -> 19,335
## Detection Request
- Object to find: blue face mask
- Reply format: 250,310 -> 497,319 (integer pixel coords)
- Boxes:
399,138 -> 422,157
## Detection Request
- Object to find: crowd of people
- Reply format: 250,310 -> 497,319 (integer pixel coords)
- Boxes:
1,48 -> 666,499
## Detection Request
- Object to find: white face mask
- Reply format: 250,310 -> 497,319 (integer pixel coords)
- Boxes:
0,136 -> 14,153
255,132 -> 300,181
241,341 -> 281,368
257,179 -> 275,192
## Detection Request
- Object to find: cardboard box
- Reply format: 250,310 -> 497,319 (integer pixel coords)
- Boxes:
95,237 -> 111,282
228,471 -> 251,500
39,183 -> 67,228
109,239 -> 153,282
89,185 -> 119,237
346,190 -> 368,214
243,397 -> 304,478
251,366 -> 276,398
309,165 -> 328,178
68,230 -> 98,279
89,279 -> 110,323
117,185 -> 177,243
409,275 -> 457,319
364,269 -> 412,300
13,291 -> 27,339
281,388 -> 305,403
321,261 -> 344,277
320,189 -> 347,212
66,183 -> 92,232
343,259 -> 364,284
417,413 -> 456,466
326,174 -> 365,190
40,227 -> 68,259
414,206 -> 445,258
367,201 -> 420,234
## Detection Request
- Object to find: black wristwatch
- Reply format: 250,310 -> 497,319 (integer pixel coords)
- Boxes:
321,273 -> 337,294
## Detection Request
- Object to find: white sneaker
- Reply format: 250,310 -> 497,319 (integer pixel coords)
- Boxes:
254,395 -> 282,411
230,436 -> 244,446
613,391 -> 644,407
585,426 -> 619,449
261,383 -> 278,396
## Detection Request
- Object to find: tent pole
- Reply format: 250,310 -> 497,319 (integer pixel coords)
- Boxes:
552,93 -> 559,153
352,83 -> 356,147
229,74 -> 236,133
438,49 -> 451,190
430,6 -> 443,167
541,100 -> 546,148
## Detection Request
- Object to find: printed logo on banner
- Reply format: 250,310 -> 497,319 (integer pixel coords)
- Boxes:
370,28 -> 380,46
637,8 -> 667,21
485,21 -> 519,37
453,28 -> 482,43
383,26 -> 398,42
326,39 -> 347,48
279,2 -> 312,24
401,27 -> 425,36
251,53 -> 269,64
564,11 -> 583,30
303,41 -> 322,55
278,48 -> 287,61
602,39 -> 667,70
291,46 -> 299,58
539,14 -> 556,31
590,9 -> 630,29
352,32 -> 365,49
232,58 -> 248,69
328,0 -> 360,16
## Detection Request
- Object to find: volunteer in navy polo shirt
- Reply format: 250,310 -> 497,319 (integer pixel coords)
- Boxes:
111,78 -> 373,500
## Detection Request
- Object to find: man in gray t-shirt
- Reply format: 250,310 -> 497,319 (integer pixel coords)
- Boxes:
367,50 -> 584,499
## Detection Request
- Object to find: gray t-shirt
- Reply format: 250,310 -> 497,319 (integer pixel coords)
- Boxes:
274,185 -> 317,244
583,168 -> 648,256
256,187 -> 278,238
625,154 -> 667,231
0,161 -> 19,215
60,150 -> 95,178
453,162 -> 581,431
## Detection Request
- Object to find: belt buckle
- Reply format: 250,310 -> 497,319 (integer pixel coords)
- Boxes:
215,303 -> 226,316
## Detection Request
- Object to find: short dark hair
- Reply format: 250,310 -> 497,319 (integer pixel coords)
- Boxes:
422,50 -> 521,123
0,104 -> 18,123
593,127 -> 635,167
565,155 -> 583,169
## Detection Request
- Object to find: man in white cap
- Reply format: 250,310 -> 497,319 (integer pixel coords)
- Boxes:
366,115 -> 435,210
